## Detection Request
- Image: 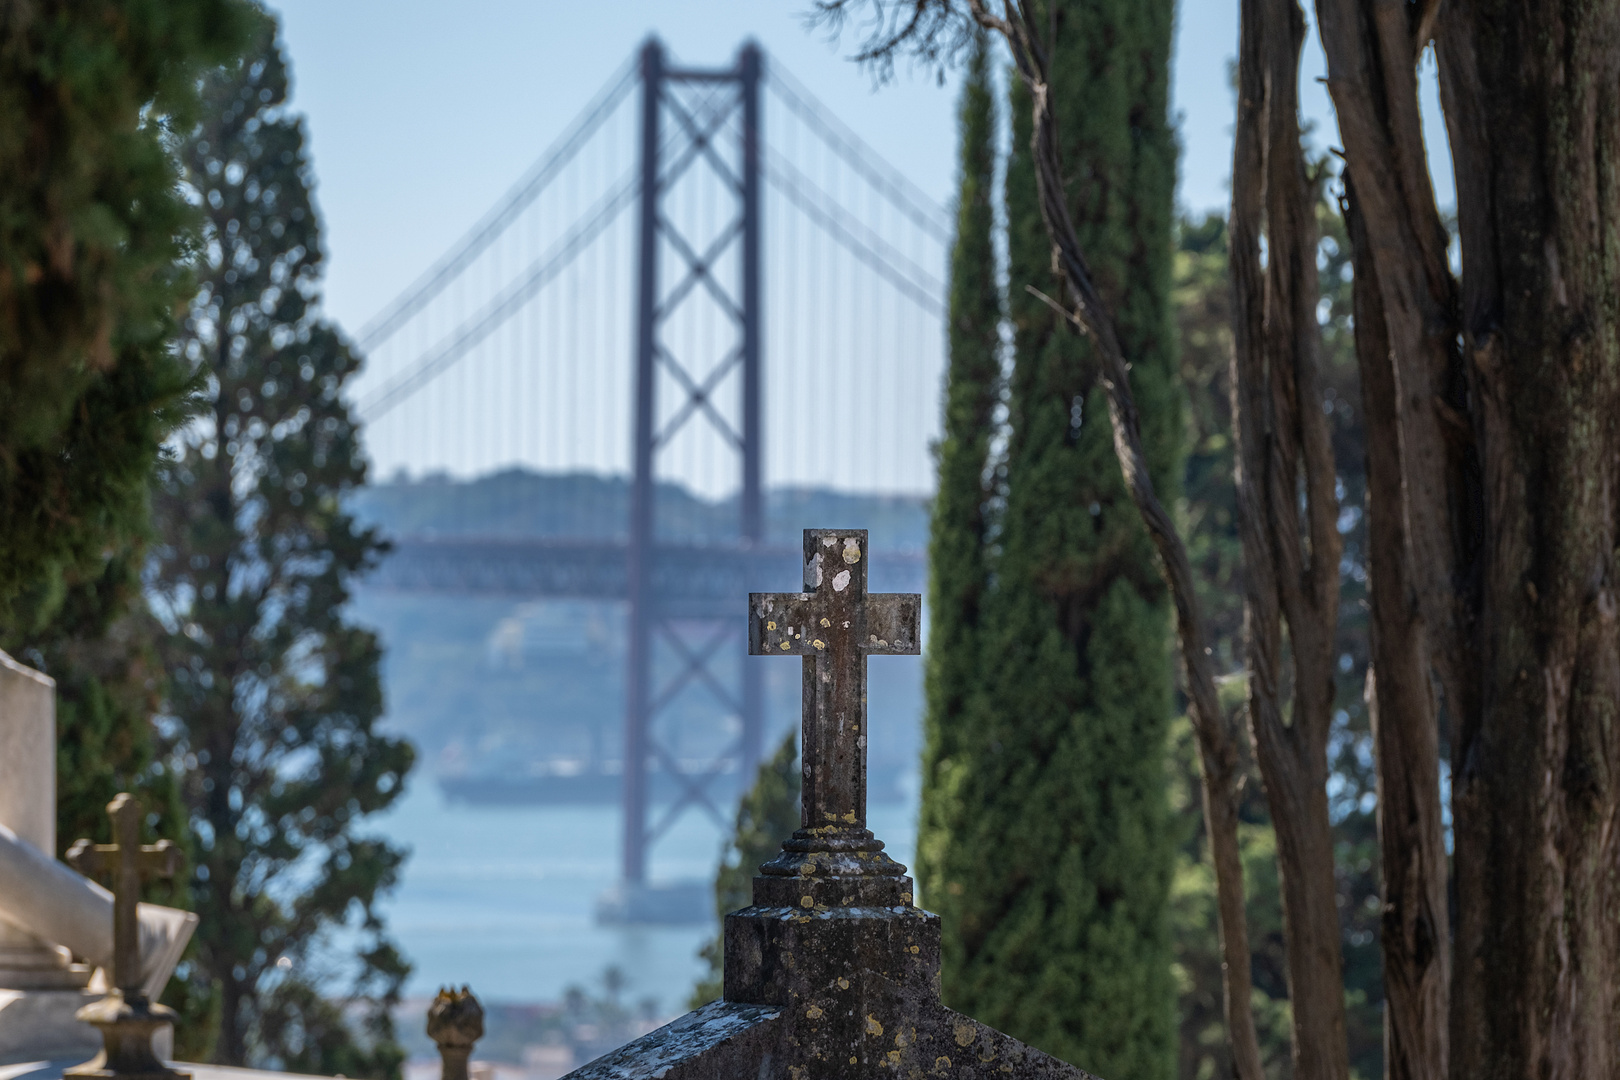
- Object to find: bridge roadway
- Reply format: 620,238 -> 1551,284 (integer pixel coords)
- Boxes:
369,534 -> 928,616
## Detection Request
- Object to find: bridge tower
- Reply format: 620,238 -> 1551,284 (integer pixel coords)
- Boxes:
618,36 -> 765,908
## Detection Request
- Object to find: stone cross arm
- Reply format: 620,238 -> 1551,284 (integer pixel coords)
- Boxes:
64,837 -> 180,880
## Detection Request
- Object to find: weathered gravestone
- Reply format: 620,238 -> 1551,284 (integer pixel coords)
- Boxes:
566,530 -> 1094,1080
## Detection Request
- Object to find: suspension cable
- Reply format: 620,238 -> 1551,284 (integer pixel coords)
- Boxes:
358,172 -> 639,421
356,54 -> 639,352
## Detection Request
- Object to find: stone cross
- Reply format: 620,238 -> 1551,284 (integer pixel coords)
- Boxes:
555,528 -> 1092,1080
64,794 -> 186,1080
749,529 -> 919,838
67,794 -> 180,1000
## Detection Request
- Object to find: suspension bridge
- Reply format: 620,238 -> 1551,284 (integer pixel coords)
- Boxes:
352,37 -> 948,919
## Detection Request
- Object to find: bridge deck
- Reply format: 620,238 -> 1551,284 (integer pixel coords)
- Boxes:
368,535 -> 926,618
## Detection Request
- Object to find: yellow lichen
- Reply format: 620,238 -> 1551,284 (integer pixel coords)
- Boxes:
806,1005 -> 823,1019
838,977 -> 850,989
866,1014 -> 884,1037
800,895 -> 814,908
953,1021 -> 976,1047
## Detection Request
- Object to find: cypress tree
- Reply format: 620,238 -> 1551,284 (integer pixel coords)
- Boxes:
915,36 -> 1001,913
931,3 -> 1180,1076
153,13 -> 413,1073
0,0 -> 247,633
0,0 -> 248,890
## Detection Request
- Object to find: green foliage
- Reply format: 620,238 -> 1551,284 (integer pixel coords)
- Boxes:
28,555 -> 182,859
0,0 -> 248,636
0,11 -> 248,1054
925,4 -> 1181,1076
152,12 -> 413,1072
916,34 -> 1002,917
691,730 -> 802,1007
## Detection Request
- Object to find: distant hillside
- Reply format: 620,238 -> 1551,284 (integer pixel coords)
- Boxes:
351,469 -> 931,549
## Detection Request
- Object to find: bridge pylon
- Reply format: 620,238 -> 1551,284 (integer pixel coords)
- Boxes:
610,36 -> 766,920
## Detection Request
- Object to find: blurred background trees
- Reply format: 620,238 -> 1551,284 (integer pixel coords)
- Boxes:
153,12 -> 412,1071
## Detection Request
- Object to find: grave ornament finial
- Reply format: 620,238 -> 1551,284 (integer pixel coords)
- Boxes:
64,793 -> 187,1080
428,984 -> 485,1080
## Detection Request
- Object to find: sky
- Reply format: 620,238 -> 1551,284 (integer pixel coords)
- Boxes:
266,0 -> 1453,484
267,2 -> 1444,323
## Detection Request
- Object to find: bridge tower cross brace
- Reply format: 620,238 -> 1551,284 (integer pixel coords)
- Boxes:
622,37 -> 765,888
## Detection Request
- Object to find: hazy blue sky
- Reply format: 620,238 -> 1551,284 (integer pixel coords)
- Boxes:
266,2 -> 1447,336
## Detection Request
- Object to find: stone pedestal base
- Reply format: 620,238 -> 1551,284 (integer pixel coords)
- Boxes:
63,991 -> 187,1080
562,855 -> 1095,1080
0,988 -> 103,1066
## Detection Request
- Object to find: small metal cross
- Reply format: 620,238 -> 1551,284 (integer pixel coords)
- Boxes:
67,793 -> 181,1000
749,529 -> 920,834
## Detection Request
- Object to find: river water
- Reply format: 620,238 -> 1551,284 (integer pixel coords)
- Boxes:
365,779 -> 919,1014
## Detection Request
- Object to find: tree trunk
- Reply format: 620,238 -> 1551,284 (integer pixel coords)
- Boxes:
1312,5 -> 1462,1078
1342,175 -> 1450,1080
1434,4 -> 1620,1077
1321,0 -> 1620,1074
1229,2 -> 1349,1078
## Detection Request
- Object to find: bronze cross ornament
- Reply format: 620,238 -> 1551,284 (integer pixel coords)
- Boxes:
749,529 -> 919,902
67,793 -> 181,1000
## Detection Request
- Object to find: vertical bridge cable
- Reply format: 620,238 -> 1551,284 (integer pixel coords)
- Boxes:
355,55 -> 638,353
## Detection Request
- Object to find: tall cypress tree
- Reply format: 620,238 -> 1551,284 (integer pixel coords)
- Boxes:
152,13 -> 413,1073
930,3 -> 1180,1076
0,0 -> 247,633
916,36 -> 1001,913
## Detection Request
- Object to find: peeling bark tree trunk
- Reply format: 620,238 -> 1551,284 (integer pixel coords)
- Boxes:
1318,1 -> 1620,1077
1436,5 -> 1620,1077
1312,4 -> 1458,1080
1342,175 -> 1451,1080
1229,2 -> 1349,1079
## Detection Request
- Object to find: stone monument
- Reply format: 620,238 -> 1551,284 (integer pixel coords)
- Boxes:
0,650 -> 197,1066
0,652 -> 86,991
63,793 -> 187,1080
564,530 -> 1094,1080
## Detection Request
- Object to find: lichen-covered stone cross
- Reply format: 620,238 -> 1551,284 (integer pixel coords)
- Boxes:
750,529 -> 919,838
555,528 -> 1093,1080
